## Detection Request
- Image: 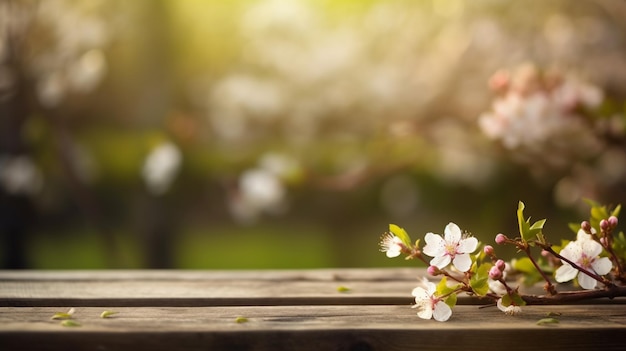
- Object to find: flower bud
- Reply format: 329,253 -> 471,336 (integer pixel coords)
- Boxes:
427,265 -> 440,276
496,259 -> 506,271
483,245 -> 494,256
581,221 -> 592,234
600,219 -> 610,232
609,216 -> 618,228
495,233 -> 508,245
489,266 -> 502,280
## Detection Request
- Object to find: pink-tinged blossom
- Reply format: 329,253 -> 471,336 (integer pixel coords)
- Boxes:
423,222 -> 478,272
478,64 -> 604,171
555,229 -> 612,289
379,232 -> 403,258
600,219 -> 610,232
411,278 -> 452,322
483,245 -> 494,255
427,265 -> 439,276
495,233 -> 508,245
608,216 -> 618,228
581,221 -> 592,234
488,261 -> 511,296
489,266 -> 502,280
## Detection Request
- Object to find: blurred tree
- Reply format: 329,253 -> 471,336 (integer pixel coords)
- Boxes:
1,0 -> 625,269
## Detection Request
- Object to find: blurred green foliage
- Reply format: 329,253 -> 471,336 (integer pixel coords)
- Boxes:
1,0 -> 625,269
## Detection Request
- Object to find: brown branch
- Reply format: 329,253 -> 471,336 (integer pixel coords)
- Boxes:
522,246 -> 557,295
521,285 -> 626,305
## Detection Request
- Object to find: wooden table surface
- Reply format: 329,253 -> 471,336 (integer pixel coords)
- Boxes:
1,268 -> 625,350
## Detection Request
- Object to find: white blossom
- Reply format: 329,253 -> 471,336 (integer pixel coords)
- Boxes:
422,222 -> 478,272
0,155 -> 43,196
478,65 -> 605,171
411,278 -> 452,322
497,298 -> 522,316
379,233 -> 403,258
555,229 -> 612,289
141,142 -> 182,196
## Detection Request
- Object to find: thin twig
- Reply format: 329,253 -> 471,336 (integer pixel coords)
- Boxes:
523,246 -> 557,295
521,284 -> 626,305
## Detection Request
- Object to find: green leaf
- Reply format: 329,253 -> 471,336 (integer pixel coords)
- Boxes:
535,231 -> 547,245
474,244 -> 486,262
511,291 -> 527,307
435,277 -> 460,307
611,204 -> 621,218
501,292 -> 512,307
517,202 -> 531,242
100,311 -> 118,318
528,219 -> 546,244
536,318 -> 559,326
336,285 -> 351,293
591,205 -> 609,222
435,276 -> 461,297
235,316 -> 249,323
501,291 -> 526,308
516,202 -> 546,242
513,257 -> 535,274
529,218 -> 546,232
512,257 -> 551,286
585,200 -> 621,233
389,224 -> 412,248
436,276 -> 451,295
61,320 -> 81,327
444,292 -> 457,308
469,263 -> 491,296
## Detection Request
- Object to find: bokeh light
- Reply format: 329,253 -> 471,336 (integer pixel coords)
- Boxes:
1,0 -> 625,269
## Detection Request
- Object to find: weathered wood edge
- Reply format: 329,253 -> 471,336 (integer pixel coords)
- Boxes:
1,306 -> 626,351
0,296 -> 414,307
4,328 -> 625,351
0,268 -> 424,282
2,269 -> 625,307
3,305 -> 625,331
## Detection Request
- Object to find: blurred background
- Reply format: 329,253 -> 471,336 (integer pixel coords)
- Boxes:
1,0 -> 625,269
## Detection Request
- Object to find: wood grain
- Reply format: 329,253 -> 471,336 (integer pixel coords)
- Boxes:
1,305 -> 626,350
1,269 -> 625,350
0,268 -> 422,282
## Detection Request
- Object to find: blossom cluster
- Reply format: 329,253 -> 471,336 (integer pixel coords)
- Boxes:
477,64 -> 626,212
478,64 -> 604,170
379,200 -> 625,322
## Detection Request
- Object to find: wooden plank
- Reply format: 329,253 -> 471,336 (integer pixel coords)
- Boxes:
2,269 -> 626,350
0,269 -> 421,307
1,269 -> 623,307
1,305 -> 626,350
0,268 -> 423,282
0,268 -> 427,307
0,279 -> 417,307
